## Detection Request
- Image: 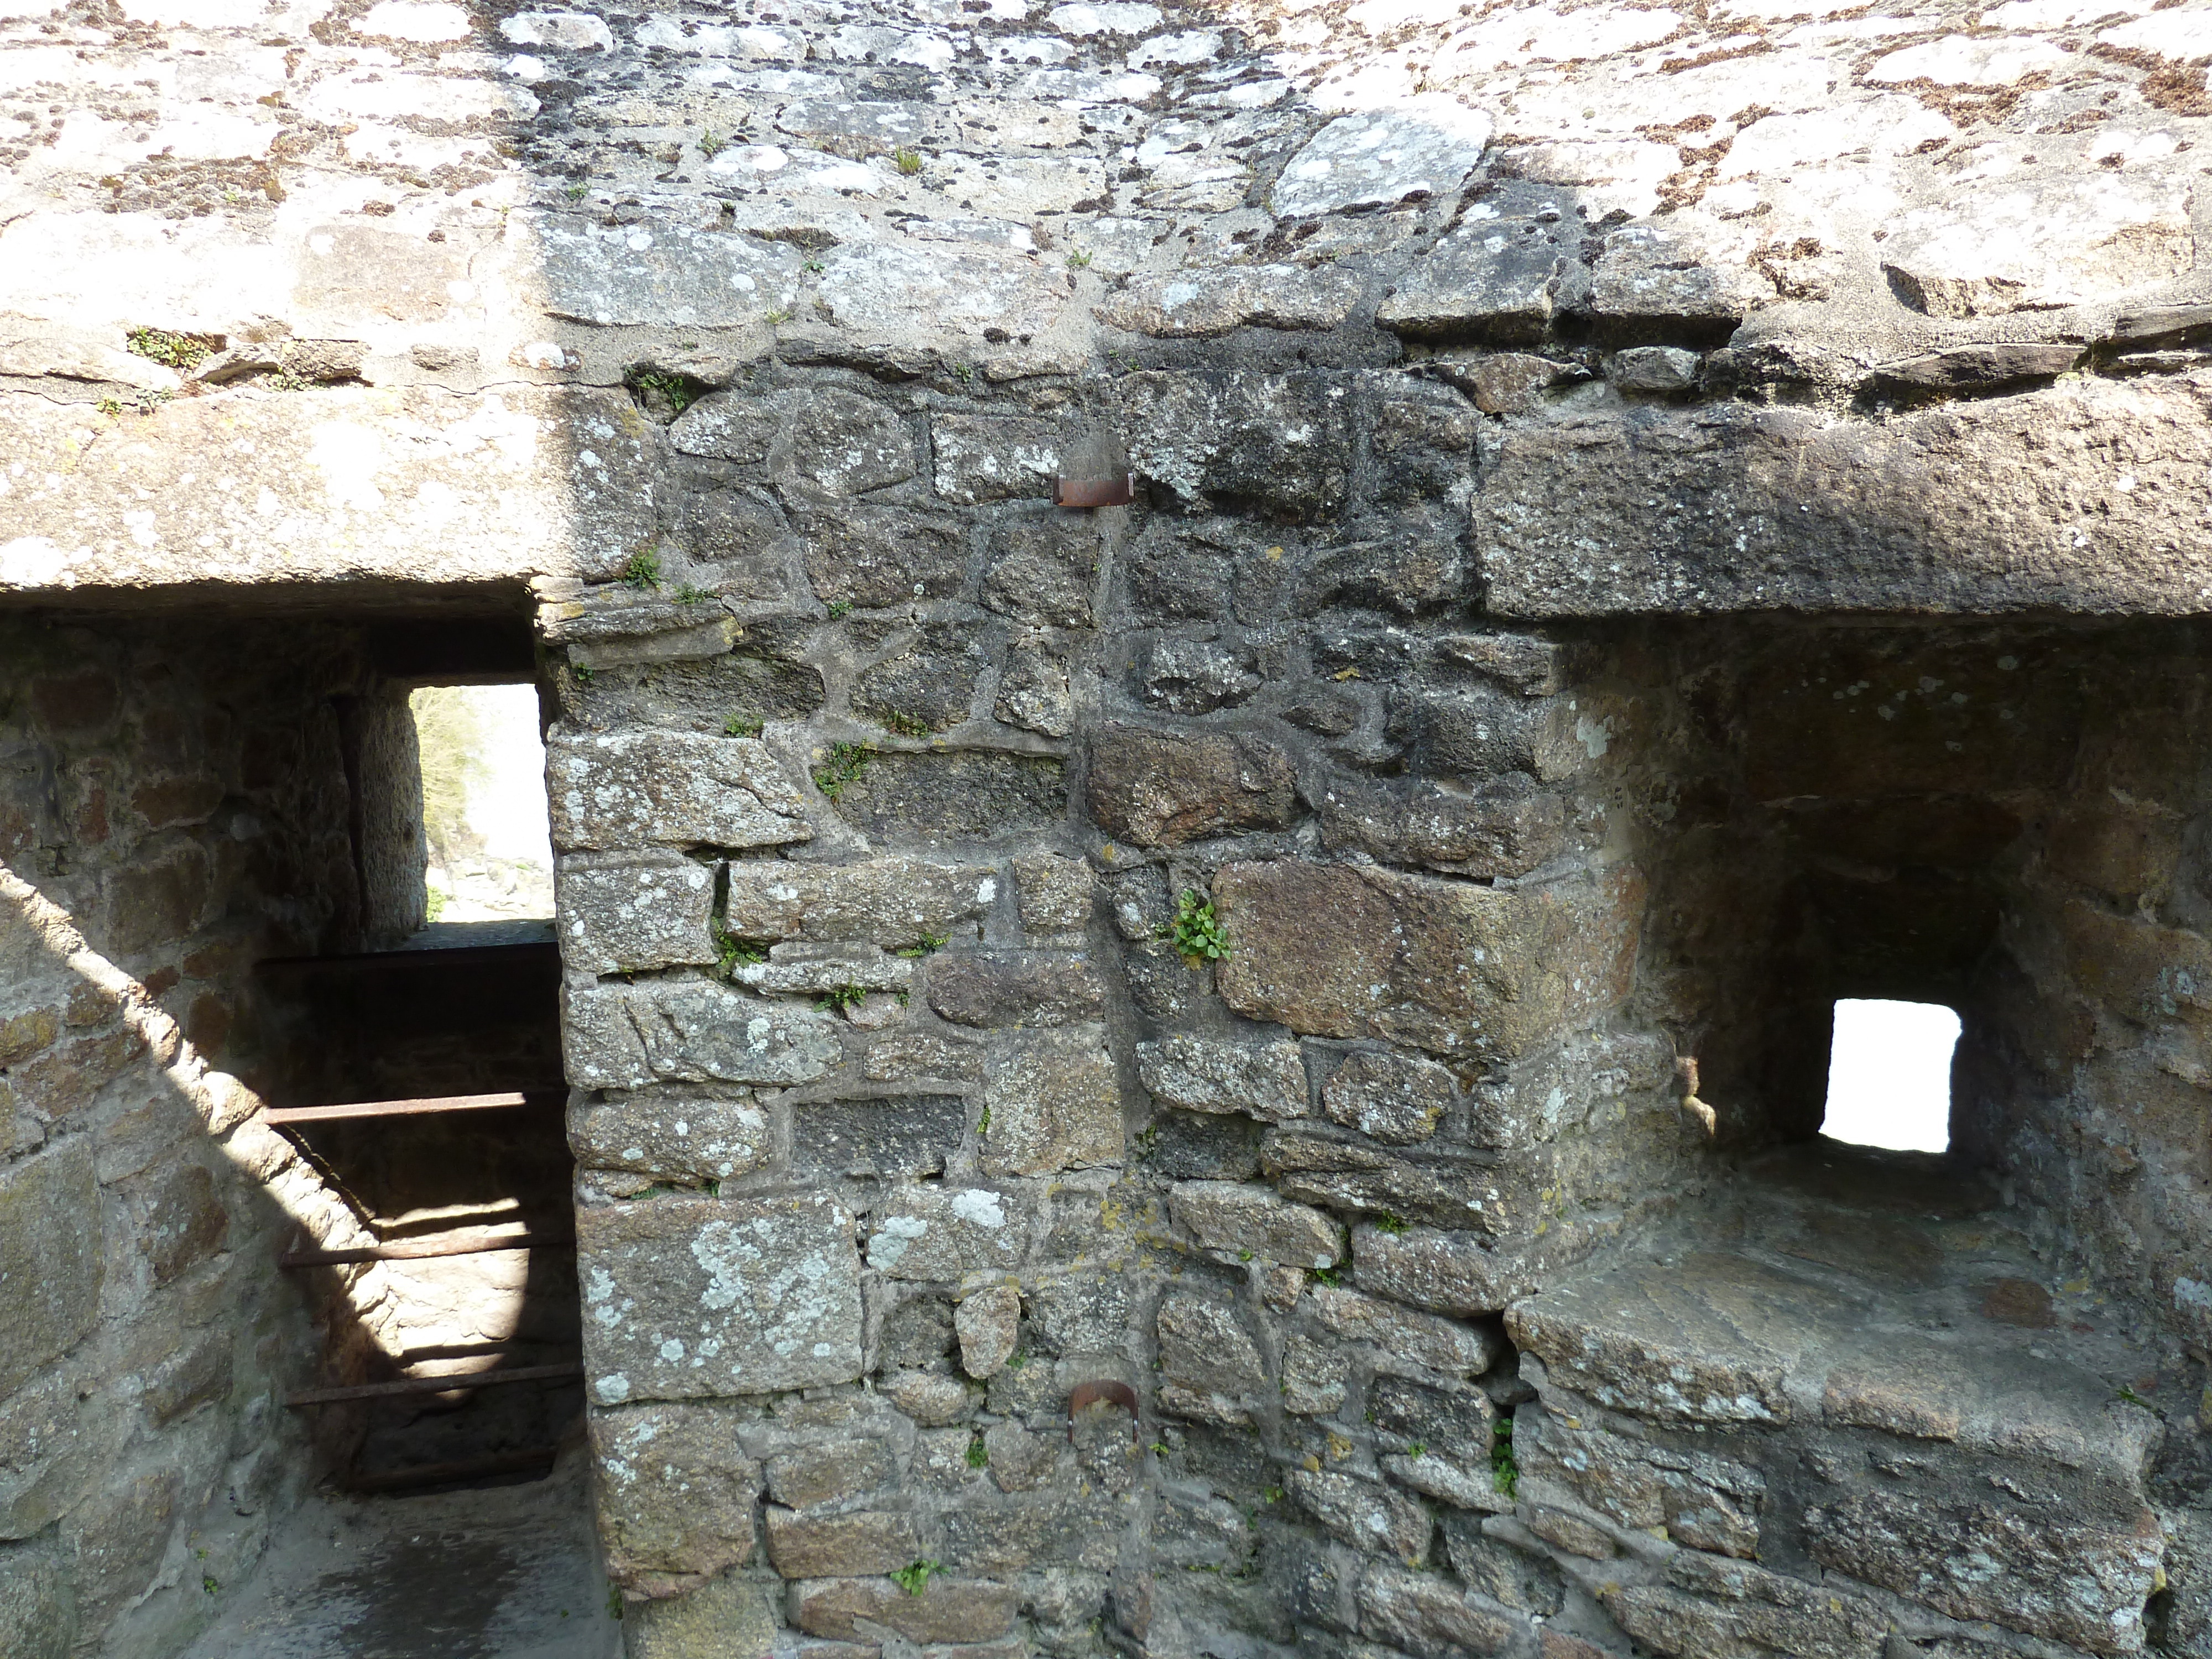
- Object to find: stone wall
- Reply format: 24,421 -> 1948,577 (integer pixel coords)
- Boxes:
6,0 -> 2212,1652
0,610 -> 467,1657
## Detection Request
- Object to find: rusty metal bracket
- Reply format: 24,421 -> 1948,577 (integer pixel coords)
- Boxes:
1067,1378 -> 1141,1442
1054,473 -> 1135,508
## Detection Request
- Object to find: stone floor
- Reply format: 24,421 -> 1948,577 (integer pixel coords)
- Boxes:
180,1451 -> 619,1659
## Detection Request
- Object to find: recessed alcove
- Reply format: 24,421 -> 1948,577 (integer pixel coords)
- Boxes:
1590,615 -> 2212,1327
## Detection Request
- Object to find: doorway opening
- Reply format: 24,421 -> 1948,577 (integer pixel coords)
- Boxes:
411,683 -> 554,927
1820,999 -> 1959,1154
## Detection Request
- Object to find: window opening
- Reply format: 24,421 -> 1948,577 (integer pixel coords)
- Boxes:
410,684 -> 552,923
1822,998 -> 1959,1153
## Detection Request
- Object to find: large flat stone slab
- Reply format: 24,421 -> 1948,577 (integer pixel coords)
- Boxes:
580,1191 -> 864,1401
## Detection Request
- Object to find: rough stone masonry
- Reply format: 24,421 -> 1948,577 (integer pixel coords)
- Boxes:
4,0 -> 2212,1654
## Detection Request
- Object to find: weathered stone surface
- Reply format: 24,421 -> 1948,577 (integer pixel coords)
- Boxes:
1306,1286 -> 1498,1378
851,623 -> 987,733
591,1401 -> 761,1591
790,1576 -> 1019,1644
1505,1251 -> 1836,1424
1089,724 -> 1297,848
568,1091 -> 771,1184
1170,1180 -> 1342,1268
0,1533 -> 75,1659
979,1026 -> 1121,1176
578,1192 -> 863,1401
1270,105 -> 1494,217
1100,265 -> 1364,338
868,1184 -> 1031,1280
1291,1470 -> 1430,1562
1213,861 -> 1639,1058
1378,206 -> 1578,343
796,504 -> 969,609
526,212 -> 803,327
765,1508 -> 920,1579
1322,1050 -> 1456,1144
556,853 -> 717,975
926,951 -> 1104,1028
1358,1225 -> 1559,1317
1356,1562 -> 1517,1657
731,943 -> 912,997
777,388 -> 918,496
1521,1418 -> 1761,1559
1121,372 -> 1358,520
564,981 -> 843,1089
1266,1132 -> 1504,1232
1603,1551 -> 1889,1659
833,752 -> 1068,841
723,858 -> 998,948
1805,1493 -> 2163,1655
933,415 -> 1058,505
623,1572 -> 780,1659
995,650 -> 1073,738
936,1493 -> 1124,1573
0,1141 -> 100,1398
1136,1036 -> 1308,1123
1281,1333 -> 1350,1415
1156,1293 -> 1267,1426
1013,853 -> 1095,934
549,732 -> 813,852
955,1282 -> 1022,1378
765,1439 -> 895,1510
880,1368 -> 976,1427
793,1095 -> 967,1180
982,514 -> 1097,628
1611,346 -> 1700,394
1475,381 -> 2212,618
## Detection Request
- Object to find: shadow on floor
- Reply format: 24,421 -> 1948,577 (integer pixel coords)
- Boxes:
181,1451 -> 619,1659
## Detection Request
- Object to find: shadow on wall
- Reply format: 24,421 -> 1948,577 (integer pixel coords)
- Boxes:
0,612 -> 563,1658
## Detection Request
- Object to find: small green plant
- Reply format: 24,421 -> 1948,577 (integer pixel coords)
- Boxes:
976,1104 -> 992,1135
826,599 -> 853,620
1066,248 -> 1092,268
607,1587 -> 625,1621
1311,1266 -> 1342,1288
2118,1383 -> 2151,1407
894,147 -> 923,175
724,712 -> 764,738
965,1435 -> 990,1468
1004,1349 -> 1026,1371
425,888 -> 449,922
1372,1212 -> 1407,1235
890,1559 -> 941,1597
699,128 -> 727,158
764,305 -> 795,325
96,395 -> 124,417
564,183 -> 589,200
1491,1415 -> 1518,1498
712,918 -> 768,980
896,932 -> 948,959
880,708 -> 931,737
703,1178 -> 720,1197
625,369 -> 699,418
952,362 -> 974,384
1261,1485 -> 1283,1503
675,583 -> 715,605
1150,1441 -> 1170,1455
1402,1441 -> 1426,1458
1238,1249 -> 1253,1262
202,1575 -> 219,1595
127,327 -> 212,371
818,982 -> 870,1014
620,549 -> 662,590
1169,890 -> 1228,964
802,257 -> 826,273
571,662 -> 596,685
813,740 -> 874,802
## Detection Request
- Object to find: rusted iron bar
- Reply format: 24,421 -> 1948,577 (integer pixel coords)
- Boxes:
279,1230 -> 573,1268
262,1090 -> 560,1124
284,1361 -> 582,1407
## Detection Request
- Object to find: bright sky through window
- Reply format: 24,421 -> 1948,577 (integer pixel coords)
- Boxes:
1822,998 -> 1960,1154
